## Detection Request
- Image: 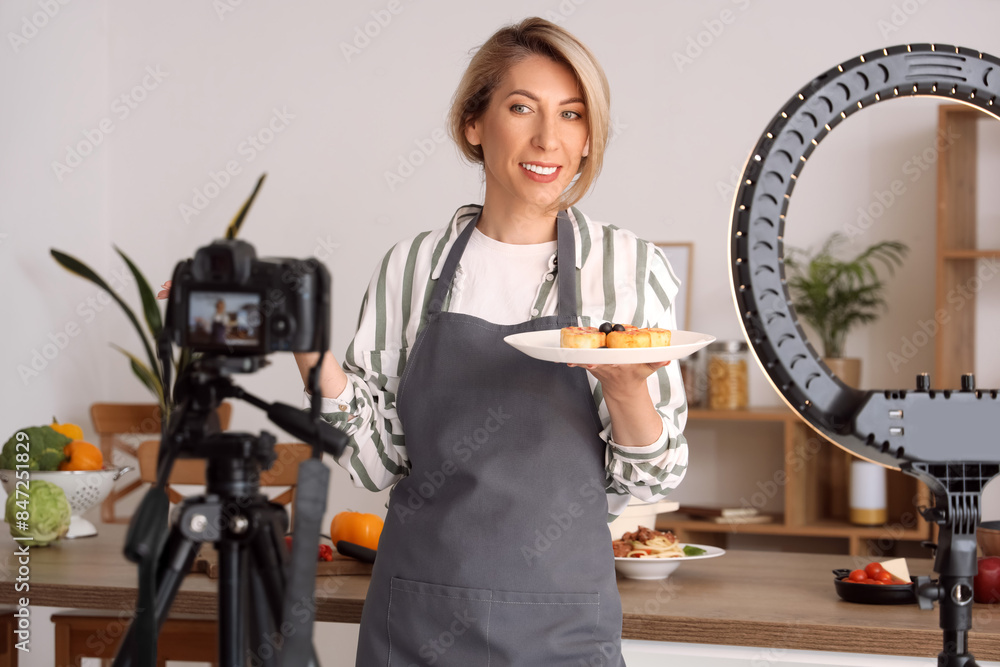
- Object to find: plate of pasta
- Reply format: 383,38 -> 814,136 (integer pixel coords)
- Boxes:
612,527 -> 725,580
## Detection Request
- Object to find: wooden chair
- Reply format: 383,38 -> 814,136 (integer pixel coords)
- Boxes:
0,608 -> 18,667
54,440 -> 312,666
90,402 -> 232,523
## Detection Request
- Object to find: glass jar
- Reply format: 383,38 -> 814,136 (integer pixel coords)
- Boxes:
707,341 -> 749,410
679,349 -> 706,408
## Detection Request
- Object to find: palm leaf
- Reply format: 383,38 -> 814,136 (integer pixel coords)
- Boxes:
51,249 -> 162,387
110,343 -> 165,411
114,245 -> 163,342
224,173 -> 267,240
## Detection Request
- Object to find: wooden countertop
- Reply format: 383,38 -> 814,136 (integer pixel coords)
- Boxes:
1,524 -> 998,660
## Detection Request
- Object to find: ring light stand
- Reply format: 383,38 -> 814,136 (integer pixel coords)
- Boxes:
729,44 -> 1000,666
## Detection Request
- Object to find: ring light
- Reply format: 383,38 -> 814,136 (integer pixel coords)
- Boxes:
729,44 -> 1000,667
730,43 -> 1000,469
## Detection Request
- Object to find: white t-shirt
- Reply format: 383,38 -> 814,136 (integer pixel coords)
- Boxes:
447,227 -> 558,325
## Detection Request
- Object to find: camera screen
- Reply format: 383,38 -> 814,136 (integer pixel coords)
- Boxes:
186,290 -> 263,351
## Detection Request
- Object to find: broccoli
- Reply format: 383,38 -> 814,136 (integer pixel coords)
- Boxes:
0,426 -> 71,471
5,479 -> 71,546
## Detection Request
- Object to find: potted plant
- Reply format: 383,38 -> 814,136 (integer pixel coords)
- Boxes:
49,175 -> 267,424
783,232 -> 908,386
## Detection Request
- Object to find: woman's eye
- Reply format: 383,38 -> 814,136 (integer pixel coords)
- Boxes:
511,104 -> 530,114
562,110 -> 583,120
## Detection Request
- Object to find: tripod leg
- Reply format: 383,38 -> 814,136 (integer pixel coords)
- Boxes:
247,561 -> 280,667
112,525 -> 203,667
218,538 -> 248,666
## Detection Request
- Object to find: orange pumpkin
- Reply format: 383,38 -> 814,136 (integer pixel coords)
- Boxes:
330,511 -> 383,551
59,441 -> 104,471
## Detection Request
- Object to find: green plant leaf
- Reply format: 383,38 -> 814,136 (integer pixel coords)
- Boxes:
783,234 -> 909,358
114,245 -> 163,342
224,173 -> 267,240
110,343 -> 165,411
51,249 -> 163,388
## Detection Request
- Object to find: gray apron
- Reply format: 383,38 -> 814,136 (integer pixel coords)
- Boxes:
355,209 -> 625,667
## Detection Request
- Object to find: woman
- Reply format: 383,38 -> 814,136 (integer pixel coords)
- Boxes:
295,17 -> 688,666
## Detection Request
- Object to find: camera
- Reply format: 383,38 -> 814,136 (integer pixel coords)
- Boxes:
164,238 -> 330,356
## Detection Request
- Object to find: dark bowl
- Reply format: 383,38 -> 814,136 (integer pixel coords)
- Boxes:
832,569 -> 918,605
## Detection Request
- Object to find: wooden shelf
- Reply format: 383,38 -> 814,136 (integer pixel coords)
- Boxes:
673,407 -> 932,556
941,249 -> 1000,260
935,104 -> 1000,387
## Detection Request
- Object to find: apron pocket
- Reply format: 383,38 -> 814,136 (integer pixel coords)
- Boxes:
487,590 -> 601,665
387,576 -> 492,667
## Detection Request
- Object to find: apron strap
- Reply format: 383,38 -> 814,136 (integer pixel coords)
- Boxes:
427,208 -> 579,318
554,209 -> 577,320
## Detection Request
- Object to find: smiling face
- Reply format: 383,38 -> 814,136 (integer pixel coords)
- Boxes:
465,54 -> 590,220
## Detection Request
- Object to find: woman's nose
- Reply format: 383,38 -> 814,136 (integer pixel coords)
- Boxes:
532,113 -> 560,151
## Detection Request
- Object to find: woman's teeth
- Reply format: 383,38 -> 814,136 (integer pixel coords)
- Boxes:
520,163 -> 557,175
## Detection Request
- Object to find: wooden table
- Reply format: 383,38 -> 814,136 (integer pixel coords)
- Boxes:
1,525 -> 999,661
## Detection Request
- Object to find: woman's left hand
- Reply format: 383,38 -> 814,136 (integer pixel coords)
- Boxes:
566,361 -> 669,401
567,361 -> 671,447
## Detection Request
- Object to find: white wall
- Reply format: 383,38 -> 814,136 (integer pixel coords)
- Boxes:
4,1 -> 1000,665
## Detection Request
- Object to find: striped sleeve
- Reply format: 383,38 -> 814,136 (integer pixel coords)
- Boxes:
308,234 -> 432,491
571,223 -> 688,515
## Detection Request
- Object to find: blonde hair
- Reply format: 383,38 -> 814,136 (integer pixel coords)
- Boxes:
448,17 -> 611,212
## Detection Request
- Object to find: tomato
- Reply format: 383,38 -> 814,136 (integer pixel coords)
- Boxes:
330,511 -> 384,551
974,557 -> 1000,604
875,571 -> 894,583
864,562 -> 885,579
849,569 -> 868,582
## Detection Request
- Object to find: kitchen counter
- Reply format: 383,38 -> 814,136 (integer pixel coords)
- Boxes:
1,525 -> 997,661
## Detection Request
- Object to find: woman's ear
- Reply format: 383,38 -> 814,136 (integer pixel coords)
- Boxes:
465,120 -> 482,147
582,138 -> 590,158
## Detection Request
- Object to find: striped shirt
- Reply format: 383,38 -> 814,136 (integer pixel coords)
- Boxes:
309,204 -> 689,519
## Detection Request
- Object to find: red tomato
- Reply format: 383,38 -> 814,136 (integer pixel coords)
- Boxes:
865,562 -> 885,579
875,571 -> 894,583
974,557 -> 1000,603
849,569 -> 868,582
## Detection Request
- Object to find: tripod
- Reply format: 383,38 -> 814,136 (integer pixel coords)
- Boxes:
112,356 -> 346,667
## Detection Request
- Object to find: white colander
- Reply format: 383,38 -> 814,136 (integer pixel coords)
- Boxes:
0,467 -> 132,538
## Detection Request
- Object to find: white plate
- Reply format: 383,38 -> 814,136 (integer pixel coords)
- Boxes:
504,329 -> 716,365
614,544 -> 726,580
